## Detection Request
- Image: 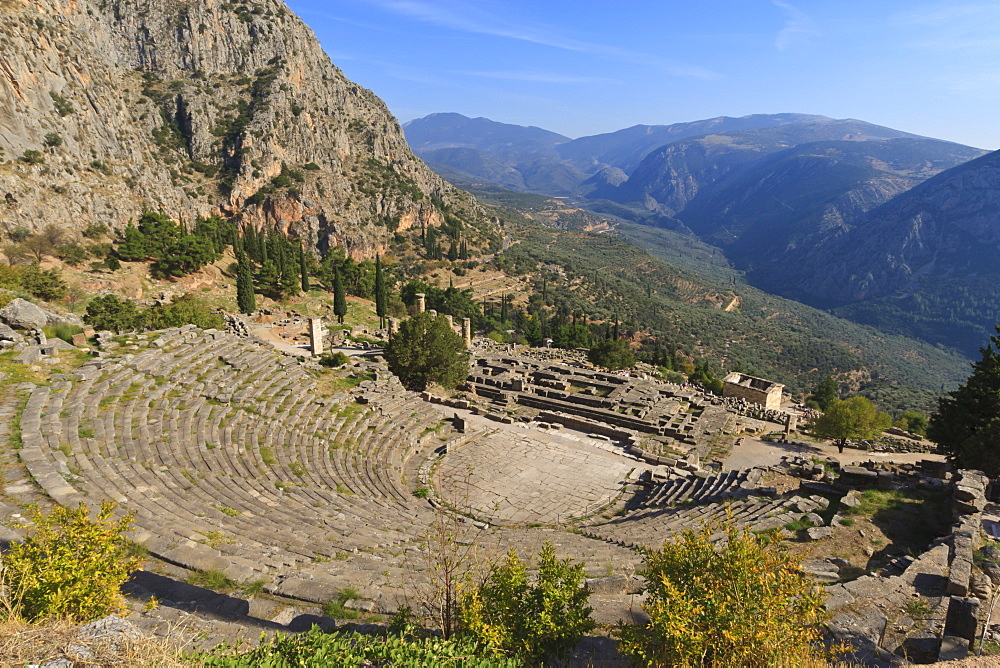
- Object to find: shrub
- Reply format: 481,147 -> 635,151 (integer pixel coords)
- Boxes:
20,150 -> 44,165
3,501 -> 142,621
82,223 -> 109,240
20,264 -> 67,300
615,521 -> 828,667
460,542 -> 595,664
198,627 -> 515,667
318,351 -> 350,368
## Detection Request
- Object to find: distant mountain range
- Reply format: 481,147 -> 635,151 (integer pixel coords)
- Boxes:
405,112 -> 997,357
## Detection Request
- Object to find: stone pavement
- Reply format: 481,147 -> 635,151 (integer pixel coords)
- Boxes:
435,411 -> 650,525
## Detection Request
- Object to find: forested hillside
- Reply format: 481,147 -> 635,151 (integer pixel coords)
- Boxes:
476,191 -> 967,413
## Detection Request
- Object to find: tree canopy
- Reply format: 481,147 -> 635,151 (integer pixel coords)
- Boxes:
810,396 -> 891,453
928,327 -> 1000,476
385,312 -> 469,391
588,337 -> 635,371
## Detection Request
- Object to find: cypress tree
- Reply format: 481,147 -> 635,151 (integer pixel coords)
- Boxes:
333,269 -> 347,324
236,253 -> 256,314
374,254 -> 387,328
299,242 -> 309,293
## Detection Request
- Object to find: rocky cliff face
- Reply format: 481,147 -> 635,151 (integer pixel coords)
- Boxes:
0,0 -> 496,257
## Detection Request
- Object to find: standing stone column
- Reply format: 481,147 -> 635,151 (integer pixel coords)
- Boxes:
309,318 -> 324,357
428,309 -> 438,318
415,293 -> 426,313
444,314 -> 454,329
388,317 -> 399,336
461,317 -> 472,347
785,413 -> 798,434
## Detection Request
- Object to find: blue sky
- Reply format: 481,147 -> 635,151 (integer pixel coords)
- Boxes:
286,1 -> 1000,149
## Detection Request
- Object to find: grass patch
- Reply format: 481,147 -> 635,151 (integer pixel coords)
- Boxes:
844,489 -> 907,516
242,578 -> 269,597
214,505 -> 240,517
8,392 -> 27,449
185,568 -> 237,593
260,446 -> 276,466
904,597 -> 933,619
322,587 -> 362,620
42,323 -> 83,344
784,517 -> 815,532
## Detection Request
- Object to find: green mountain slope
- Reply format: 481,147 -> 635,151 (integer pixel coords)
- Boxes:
479,192 -> 967,414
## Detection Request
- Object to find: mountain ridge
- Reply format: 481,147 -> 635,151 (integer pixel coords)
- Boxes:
0,0 -> 497,257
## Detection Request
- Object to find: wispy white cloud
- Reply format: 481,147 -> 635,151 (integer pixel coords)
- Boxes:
453,69 -> 615,84
892,3 -> 1000,51
364,0 -> 720,79
772,1 -> 819,51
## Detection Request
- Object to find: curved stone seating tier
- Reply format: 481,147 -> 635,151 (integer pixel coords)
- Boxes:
582,493 -> 826,550
634,467 -> 765,510
18,327 -> 456,606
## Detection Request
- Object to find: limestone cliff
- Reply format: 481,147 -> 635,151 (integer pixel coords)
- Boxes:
0,0 -> 497,257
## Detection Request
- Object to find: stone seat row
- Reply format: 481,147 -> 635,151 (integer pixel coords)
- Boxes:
17,331 -> 461,590
582,494 -> 816,550
636,467 -> 764,509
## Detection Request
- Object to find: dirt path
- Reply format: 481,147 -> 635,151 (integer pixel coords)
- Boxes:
723,435 -> 944,471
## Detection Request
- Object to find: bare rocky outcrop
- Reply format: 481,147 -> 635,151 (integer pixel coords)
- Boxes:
0,0 -> 497,257
0,297 -> 79,329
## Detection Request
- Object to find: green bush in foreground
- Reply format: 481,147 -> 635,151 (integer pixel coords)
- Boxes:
197,627 -> 517,667
616,522 -> 828,668
2,501 -> 141,622
460,542 -> 595,664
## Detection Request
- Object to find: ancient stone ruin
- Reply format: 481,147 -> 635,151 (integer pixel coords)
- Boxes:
1,322 -> 994,662
722,371 -> 784,410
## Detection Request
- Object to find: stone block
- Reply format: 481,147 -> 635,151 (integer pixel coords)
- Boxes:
944,596 -> 979,641
344,599 -> 377,613
946,557 -> 972,596
938,635 -> 969,661
806,526 -> 832,541
584,574 -> 631,595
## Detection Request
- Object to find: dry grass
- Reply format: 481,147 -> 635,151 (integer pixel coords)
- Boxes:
0,616 -> 192,667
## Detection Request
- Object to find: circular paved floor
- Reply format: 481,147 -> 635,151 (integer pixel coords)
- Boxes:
435,414 -> 643,525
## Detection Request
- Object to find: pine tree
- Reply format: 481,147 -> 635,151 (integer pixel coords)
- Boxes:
333,269 -> 347,324
928,327 -> 1000,475
236,253 -> 256,314
374,254 -> 387,328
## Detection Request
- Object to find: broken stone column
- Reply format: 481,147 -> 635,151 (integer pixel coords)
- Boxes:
388,317 -> 399,336
785,413 -> 797,435
415,293 -> 426,313
461,317 -> 472,347
428,309 -> 437,318
309,318 -> 324,357
444,314 -> 454,329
